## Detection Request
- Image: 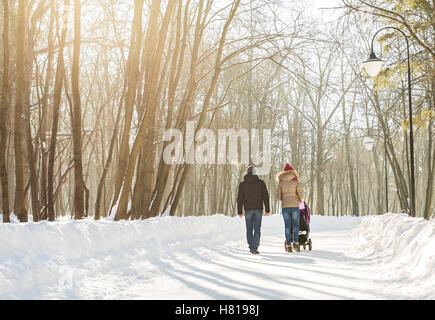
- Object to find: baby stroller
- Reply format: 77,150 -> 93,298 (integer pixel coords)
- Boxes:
298,201 -> 312,250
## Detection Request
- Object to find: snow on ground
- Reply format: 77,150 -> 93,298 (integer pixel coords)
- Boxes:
0,213 -> 434,299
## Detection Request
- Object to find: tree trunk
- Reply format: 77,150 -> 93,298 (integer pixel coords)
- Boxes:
371,92 -> 409,212
47,0 -> 68,221
343,98 -> 359,217
424,117 -> 434,220
110,0 -> 146,212
71,0 -> 85,219
149,0 -> 191,218
95,92 -> 123,220
39,0 -> 56,220
114,0 -> 176,220
316,126 -> 325,215
14,0 -> 28,222
25,15 -> 40,221
169,0 -> 241,216
0,0 -> 10,222
131,3 -> 176,220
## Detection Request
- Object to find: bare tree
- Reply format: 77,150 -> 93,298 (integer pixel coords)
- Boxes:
71,0 -> 86,219
48,0 -> 69,221
14,0 -> 28,222
0,0 -> 10,222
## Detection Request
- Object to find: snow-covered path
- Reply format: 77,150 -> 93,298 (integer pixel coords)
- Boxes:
1,214 -> 434,299
73,232 -> 393,299
55,231 -> 412,299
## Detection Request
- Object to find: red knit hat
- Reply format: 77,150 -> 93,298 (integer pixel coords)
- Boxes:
284,163 -> 294,171
284,163 -> 298,180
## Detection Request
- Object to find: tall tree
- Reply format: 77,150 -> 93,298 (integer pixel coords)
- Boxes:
114,0 -> 177,221
1,0 -> 10,222
39,0 -> 56,220
14,0 -> 28,222
71,0 -> 86,219
47,0 -> 69,221
109,0 -> 146,213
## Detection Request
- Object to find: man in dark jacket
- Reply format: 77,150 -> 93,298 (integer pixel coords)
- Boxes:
237,166 -> 270,254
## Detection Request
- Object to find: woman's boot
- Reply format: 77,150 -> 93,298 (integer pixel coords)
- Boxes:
293,242 -> 300,252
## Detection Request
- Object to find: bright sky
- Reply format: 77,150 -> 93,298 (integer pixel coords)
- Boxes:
306,0 -> 344,22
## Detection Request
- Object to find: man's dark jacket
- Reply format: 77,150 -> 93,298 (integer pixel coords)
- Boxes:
237,173 -> 270,215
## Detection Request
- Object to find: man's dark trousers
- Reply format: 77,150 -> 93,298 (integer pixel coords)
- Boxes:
245,209 -> 262,252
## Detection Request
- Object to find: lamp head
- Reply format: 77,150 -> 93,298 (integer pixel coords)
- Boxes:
363,137 -> 375,151
362,51 -> 385,77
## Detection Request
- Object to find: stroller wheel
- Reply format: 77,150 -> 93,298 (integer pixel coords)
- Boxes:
308,239 -> 312,251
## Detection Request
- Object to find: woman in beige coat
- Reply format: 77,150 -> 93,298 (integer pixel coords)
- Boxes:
277,163 -> 304,252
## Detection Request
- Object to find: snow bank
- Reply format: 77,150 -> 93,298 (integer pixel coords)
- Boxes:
0,215 -> 247,297
0,215 -> 243,260
351,213 -> 435,299
0,213 -> 434,299
0,214 -> 344,297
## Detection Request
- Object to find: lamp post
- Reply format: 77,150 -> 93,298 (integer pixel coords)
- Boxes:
361,26 -> 415,217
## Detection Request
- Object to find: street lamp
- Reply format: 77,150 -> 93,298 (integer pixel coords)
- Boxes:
361,26 -> 415,217
362,137 -> 375,151
362,52 -> 385,78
